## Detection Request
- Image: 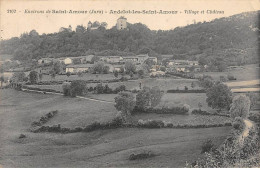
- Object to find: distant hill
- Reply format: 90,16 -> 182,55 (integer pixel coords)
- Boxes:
0,10 -> 259,67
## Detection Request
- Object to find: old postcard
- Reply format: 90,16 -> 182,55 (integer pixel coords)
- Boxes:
0,0 -> 259,168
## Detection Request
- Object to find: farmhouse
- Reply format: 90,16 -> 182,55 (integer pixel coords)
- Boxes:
66,64 -> 93,73
166,64 -> 200,73
100,56 -> 123,63
85,55 -> 94,63
150,71 -> 166,76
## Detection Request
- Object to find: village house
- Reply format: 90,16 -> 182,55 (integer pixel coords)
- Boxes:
113,65 -> 123,72
123,54 -> 149,64
38,58 -> 53,65
64,58 -> 73,65
148,57 -> 158,64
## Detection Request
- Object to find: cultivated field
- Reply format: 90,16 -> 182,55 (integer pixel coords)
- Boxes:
0,89 -> 231,167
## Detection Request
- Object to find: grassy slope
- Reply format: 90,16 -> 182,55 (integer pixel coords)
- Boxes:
0,89 -> 231,167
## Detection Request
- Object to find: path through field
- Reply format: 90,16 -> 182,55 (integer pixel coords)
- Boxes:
21,88 -> 114,104
239,119 -> 254,144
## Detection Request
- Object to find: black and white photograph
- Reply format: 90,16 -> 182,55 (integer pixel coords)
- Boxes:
0,0 -> 259,168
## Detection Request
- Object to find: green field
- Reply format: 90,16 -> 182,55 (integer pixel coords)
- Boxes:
195,64 -> 259,82
0,89 -> 231,167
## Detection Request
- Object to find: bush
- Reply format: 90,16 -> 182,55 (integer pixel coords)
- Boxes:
31,110 -> 58,127
137,119 -> 164,128
19,134 -> 26,139
232,117 -> 245,131
227,74 -> 236,81
201,139 -> 214,153
62,82 -> 71,96
129,151 -> 155,160
70,80 -> 87,97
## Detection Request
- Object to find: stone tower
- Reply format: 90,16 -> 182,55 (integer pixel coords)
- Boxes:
87,21 -> 92,29
116,16 -> 127,30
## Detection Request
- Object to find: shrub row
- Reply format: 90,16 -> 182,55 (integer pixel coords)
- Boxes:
89,84 -> 126,94
134,106 -> 189,115
31,110 -> 58,127
167,89 -> 205,93
129,151 -> 155,160
23,85 -> 62,94
191,109 -> 230,117
166,72 -> 196,79
137,119 -> 232,129
32,117 -> 123,133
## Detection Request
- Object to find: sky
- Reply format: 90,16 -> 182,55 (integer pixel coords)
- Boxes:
1,0 -> 260,40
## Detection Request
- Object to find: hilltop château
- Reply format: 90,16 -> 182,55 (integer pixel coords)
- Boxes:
116,16 -> 127,30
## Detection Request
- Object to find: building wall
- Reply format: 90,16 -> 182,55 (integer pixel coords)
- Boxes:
64,58 -> 72,65
66,68 -> 74,73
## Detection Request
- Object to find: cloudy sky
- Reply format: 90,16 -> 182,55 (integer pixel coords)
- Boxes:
1,0 -> 260,40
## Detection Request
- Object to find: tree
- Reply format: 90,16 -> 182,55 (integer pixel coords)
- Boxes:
136,87 -> 151,110
191,82 -> 195,89
246,92 -> 258,110
0,76 -> 4,87
229,95 -> 250,118
50,70 -> 56,79
62,82 -> 71,96
39,73 -> 43,81
70,80 -> 87,97
114,91 -> 136,122
125,61 -> 136,74
136,86 -> 163,110
206,82 -> 233,111
91,56 -> 100,64
160,66 -> 166,72
96,83 -> 103,94
29,71 -> 38,84
137,69 -> 145,78
92,61 -> 104,74
77,71 -> 83,77
119,66 -> 125,73
150,86 -> 164,107
198,102 -> 203,111
53,61 -> 63,74
11,72 -> 26,82
66,72 -> 71,77
114,70 -> 119,78
103,66 -> 110,74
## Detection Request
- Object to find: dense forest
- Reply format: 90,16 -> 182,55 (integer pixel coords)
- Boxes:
0,11 -> 259,66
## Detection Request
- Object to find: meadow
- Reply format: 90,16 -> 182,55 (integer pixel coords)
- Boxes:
0,89 -> 231,167
195,64 -> 259,82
